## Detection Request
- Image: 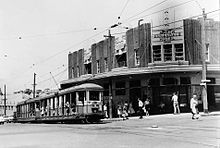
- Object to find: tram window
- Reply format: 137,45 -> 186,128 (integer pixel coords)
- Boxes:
78,91 -> 86,102
89,91 -> 100,101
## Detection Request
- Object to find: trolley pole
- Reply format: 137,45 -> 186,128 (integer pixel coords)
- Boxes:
33,73 -> 36,98
4,85 -> 7,116
201,9 -> 208,114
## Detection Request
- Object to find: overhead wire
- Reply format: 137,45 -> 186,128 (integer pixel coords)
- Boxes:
122,0 -> 196,24
118,0 -> 130,19
120,0 -> 170,24
11,2 -> 220,92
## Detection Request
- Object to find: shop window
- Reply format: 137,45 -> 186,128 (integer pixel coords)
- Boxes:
180,77 -> 191,84
163,78 -> 178,85
175,44 -> 184,61
115,81 -> 126,96
153,45 -> 162,62
149,78 -> 160,86
164,44 -> 172,61
129,80 -> 141,88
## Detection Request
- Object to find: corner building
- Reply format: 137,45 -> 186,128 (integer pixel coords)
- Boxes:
61,15 -> 220,117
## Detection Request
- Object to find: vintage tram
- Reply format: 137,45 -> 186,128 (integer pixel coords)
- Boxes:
16,83 -> 105,123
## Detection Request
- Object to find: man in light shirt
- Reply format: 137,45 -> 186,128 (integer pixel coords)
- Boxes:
171,92 -> 180,114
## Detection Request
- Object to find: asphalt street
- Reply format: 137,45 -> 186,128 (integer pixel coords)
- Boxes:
0,113 -> 219,148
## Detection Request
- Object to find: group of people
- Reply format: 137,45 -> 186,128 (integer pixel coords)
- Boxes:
115,99 -> 151,120
117,101 -> 133,120
138,98 -> 151,119
104,92 -> 201,120
171,92 -> 200,119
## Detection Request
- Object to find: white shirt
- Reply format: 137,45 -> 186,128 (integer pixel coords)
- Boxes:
172,95 -> 178,103
138,100 -> 143,107
190,98 -> 199,114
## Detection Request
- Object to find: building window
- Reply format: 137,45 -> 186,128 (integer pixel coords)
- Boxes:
175,44 -> 184,61
205,43 -> 210,62
104,58 -> 108,72
135,49 -> 140,66
97,60 -> 100,73
115,81 -> 126,96
77,66 -> 80,77
71,67 -> 75,78
153,45 -> 162,62
84,63 -> 91,74
163,44 -> 172,61
115,53 -> 127,68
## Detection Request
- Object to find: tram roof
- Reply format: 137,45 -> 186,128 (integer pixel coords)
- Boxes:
59,83 -> 103,95
17,83 -> 103,105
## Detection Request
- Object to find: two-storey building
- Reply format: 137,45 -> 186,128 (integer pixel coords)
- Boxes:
61,13 -> 220,116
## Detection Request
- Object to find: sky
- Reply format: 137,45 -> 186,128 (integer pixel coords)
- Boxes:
0,0 -> 219,95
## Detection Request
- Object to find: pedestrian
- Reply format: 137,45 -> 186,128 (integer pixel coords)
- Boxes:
128,102 -> 135,116
171,92 -> 180,114
122,101 -> 129,120
144,98 -> 150,116
190,93 -> 200,119
103,104 -> 108,118
117,104 -> 122,118
138,98 -> 144,119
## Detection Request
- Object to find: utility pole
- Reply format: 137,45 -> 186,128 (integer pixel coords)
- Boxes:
4,85 -> 6,116
104,29 -> 113,119
33,73 -> 36,98
201,8 -> 208,114
104,24 -> 118,118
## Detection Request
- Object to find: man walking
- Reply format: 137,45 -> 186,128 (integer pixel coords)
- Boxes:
171,92 -> 180,114
138,98 -> 144,119
190,93 -> 199,119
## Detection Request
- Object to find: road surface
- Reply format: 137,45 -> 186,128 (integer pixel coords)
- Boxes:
0,113 -> 219,148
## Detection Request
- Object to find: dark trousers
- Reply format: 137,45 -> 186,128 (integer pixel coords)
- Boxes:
139,107 -> 143,118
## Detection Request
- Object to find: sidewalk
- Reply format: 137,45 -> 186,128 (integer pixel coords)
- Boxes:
102,111 -> 220,122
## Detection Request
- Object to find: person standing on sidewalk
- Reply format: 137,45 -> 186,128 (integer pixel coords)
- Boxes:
103,104 -> 108,118
190,93 -> 200,119
122,101 -> 129,120
144,98 -> 150,116
171,92 -> 180,114
138,98 -> 144,119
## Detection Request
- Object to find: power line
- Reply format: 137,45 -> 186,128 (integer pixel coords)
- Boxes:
121,0 -> 170,23
118,0 -> 130,19
0,27 -> 104,40
123,0 -> 196,24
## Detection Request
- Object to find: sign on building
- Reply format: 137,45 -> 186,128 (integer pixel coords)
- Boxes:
115,34 -> 126,55
151,8 -> 185,63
